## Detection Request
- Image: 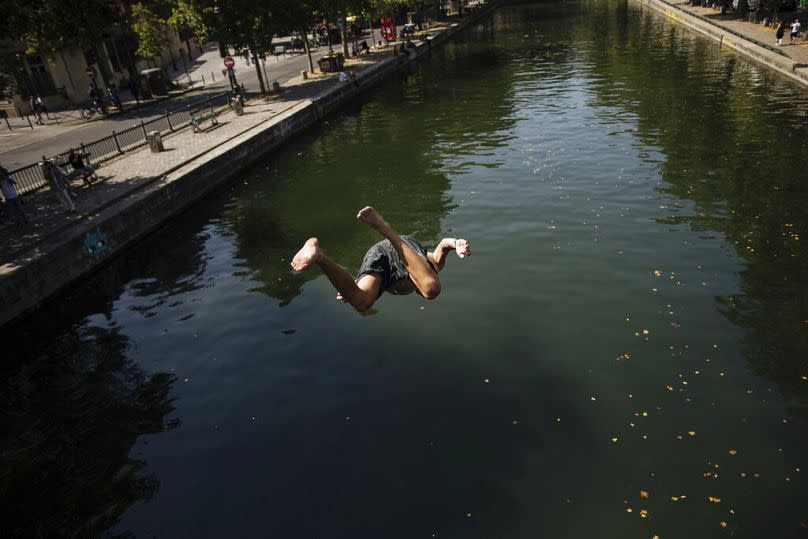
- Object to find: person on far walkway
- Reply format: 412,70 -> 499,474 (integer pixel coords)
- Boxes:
776,20 -> 786,46
43,161 -> 76,213
128,78 -> 141,105
29,96 -> 43,125
0,165 -> 28,226
107,86 -> 123,111
67,149 -> 96,186
790,19 -> 801,44
35,95 -> 47,117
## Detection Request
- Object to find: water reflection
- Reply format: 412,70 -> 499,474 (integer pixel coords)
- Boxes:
0,323 -> 176,537
578,0 -> 808,417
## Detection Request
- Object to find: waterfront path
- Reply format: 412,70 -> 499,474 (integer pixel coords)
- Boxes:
0,45 -> 332,169
656,0 -> 808,80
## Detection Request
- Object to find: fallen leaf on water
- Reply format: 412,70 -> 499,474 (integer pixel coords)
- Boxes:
708,496 -> 722,503
720,522 -> 728,528
640,490 -> 649,498
729,450 -> 737,456
611,437 -> 619,443
640,509 -> 649,518
688,431 -> 696,437
626,507 -> 633,513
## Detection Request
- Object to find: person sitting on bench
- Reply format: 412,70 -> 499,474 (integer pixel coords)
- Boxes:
67,149 -> 96,186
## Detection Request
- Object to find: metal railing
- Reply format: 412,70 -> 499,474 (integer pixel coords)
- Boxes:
8,90 -> 233,195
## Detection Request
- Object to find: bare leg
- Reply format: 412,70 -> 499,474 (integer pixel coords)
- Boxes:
356,206 -> 441,299
291,238 -> 380,311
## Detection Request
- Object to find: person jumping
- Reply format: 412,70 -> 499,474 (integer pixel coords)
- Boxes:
291,206 -> 471,311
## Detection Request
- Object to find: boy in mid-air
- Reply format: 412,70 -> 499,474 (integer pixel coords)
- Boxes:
291,206 -> 471,311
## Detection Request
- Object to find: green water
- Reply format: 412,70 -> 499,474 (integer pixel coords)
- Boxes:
4,2 -> 808,537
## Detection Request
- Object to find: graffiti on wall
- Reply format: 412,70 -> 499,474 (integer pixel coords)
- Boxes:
81,228 -> 112,262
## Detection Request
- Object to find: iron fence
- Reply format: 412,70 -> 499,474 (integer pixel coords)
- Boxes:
8,90 -> 233,195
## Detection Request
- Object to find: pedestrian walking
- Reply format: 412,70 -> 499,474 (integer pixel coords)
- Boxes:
43,161 -> 76,213
29,96 -> 43,125
107,86 -> 123,111
776,20 -> 786,46
790,19 -> 801,44
35,95 -> 48,118
0,165 -> 28,226
128,78 -> 141,104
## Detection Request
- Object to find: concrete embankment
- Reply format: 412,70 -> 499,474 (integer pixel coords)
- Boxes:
0,6 -> 495,327
638,0 -> 808,86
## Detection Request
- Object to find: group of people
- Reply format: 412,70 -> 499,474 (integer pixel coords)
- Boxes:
775,18 -> 801,46
0,150 -> 97,226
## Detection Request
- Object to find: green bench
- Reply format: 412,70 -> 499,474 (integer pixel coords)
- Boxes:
191,109 -> 219,133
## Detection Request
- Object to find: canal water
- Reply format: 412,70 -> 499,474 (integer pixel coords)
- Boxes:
4,1 -> 808,537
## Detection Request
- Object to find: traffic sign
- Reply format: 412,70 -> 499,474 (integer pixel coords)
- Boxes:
224,56 -> 235,68
84,66 -> 96,78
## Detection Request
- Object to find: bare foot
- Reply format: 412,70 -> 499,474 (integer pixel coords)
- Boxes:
455,239 -> 471,259
356,206 -> 390,233
291,238 -> 321,271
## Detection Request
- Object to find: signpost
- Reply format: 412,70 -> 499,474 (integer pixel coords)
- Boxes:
223,56 -> 238,91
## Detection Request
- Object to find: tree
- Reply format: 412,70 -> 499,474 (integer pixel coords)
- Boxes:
131,3 -> 171,60
4,0 -> 120,54
167,0 -> 214,58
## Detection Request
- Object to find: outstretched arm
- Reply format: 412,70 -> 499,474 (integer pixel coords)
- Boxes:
428,238 -> 471,271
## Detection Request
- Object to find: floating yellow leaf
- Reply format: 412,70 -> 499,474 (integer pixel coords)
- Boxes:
640,509 -> 649,518
708,496 -> 722,503
688,431 -> 696,437
626,507 -> 633,513
728,450 -> 737,456
611,437 -> 619,443
720,521 -> 728,528
640,490 -> 649,498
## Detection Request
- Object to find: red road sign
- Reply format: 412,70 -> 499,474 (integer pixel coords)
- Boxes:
85,66 -> 96,78
224,55 -> 235,68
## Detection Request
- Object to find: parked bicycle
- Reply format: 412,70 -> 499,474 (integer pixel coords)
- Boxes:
80,101 -> 108,121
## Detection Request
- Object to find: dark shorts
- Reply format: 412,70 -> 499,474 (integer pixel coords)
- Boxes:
356,236 -> 431,295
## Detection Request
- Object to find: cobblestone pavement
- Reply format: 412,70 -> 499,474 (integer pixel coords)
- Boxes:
0,26 -> 456,268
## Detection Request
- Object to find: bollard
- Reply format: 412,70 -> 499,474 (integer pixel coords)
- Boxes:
272,81 -> 281,92
26,115 -> 33,129
301,70 -> 308,80
4,115 -> 10,131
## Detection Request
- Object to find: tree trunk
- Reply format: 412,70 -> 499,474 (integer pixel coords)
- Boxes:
253,51 -> 266,94
370,19 -> 377,48
341,10 -> 350,58
302,29 -> 315,73
325,14 -> 334,53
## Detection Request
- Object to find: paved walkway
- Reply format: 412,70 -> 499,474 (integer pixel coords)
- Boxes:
0,21 -> 460,268
662,1 -> 808,65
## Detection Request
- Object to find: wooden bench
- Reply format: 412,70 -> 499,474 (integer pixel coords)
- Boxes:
191,109 -> 218,133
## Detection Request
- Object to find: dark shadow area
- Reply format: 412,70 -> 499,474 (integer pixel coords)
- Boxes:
0,174 -> 162,266
0,320 -> 177,537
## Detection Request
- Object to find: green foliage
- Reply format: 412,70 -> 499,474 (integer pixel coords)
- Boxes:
167,0 -> 214,43
4,0 -> 120,53
131,3 -> 171,59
